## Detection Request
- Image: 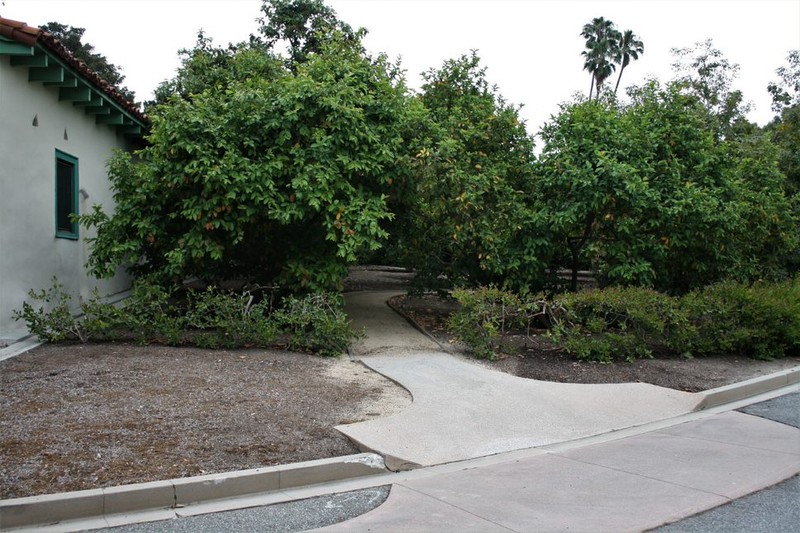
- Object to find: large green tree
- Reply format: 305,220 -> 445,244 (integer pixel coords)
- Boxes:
257,0 -> 358,66
537,81 -> 797,293
81,30 -> 412,292
767,50 -> 800,113
765,50 -> 800,195
628,82 -> 795,290
150,31 -> 253,107
671,39 -> 750,138
152,0 -> 360,106
398,52 -> 544,292
537,95 -> 648,290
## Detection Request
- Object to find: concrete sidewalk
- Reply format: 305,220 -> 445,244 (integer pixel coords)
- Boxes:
320,405 -> 800,532
341,291 -> 700,469
321,290 -> 800,531
338,351 -> 701,469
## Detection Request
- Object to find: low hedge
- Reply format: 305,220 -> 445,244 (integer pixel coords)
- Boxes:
13,277 -> 359,356
448,277 -> 800,363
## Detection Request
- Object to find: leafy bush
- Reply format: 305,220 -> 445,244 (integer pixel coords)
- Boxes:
448,286 -> 550,359
14,278 -> 355,356
12,277 -> 89,342
273,293 -> 359,357
80,287 -> 126,341
446,280 -> 800,363
185,287 -> 278,348
117,278 -> 185,344
549,287 -> 694,363
680,278 -> 800,359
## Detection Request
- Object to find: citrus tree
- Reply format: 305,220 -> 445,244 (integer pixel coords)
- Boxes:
81,35 -> 413,292
537,81 -> 797,292
398,52 -> 547,291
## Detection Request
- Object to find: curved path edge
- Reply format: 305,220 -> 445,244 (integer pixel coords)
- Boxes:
339,291 -> 708,469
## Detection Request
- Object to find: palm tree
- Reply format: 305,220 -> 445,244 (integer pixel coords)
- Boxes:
614,30 -> 645,94
582,50 -> 599,98
580,17 -> 621,100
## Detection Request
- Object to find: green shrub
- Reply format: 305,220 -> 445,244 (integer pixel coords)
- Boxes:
273,293 -> 359,357
12,277 -> 88,342
681,278 -> 800,359
14,277 -> 355,356
186,287 -> 278,348
438,279 -> 800,363
550,287 -> 694,363
117,278 -> 185,344
80,287 -> 126,341
185,287 -> 278,348
448,286 -> 529,359
756,278 -> 800,356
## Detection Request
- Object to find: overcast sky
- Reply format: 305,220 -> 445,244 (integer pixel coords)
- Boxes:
3,0 -> 799,140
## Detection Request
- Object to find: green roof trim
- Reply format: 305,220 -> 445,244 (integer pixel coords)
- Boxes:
59,86 -> 93,103
0,35 -> 33,56
46,74 -> 78,88
96,112 -> 125,125
10,54 -> 46,66
1,37 -> 147,138
28,64 -> 64,83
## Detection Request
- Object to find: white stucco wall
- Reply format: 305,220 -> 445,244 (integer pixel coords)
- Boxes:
0,55 -> 133,341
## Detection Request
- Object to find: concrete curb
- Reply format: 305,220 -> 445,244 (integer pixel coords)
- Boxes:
384,295 -> 454,354
697,366 -> 800,410
0,453 -> 386,531
0,337 -> 42,363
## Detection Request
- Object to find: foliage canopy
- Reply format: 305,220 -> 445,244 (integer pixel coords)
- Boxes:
79,5 -> 798,300
83,21 -> 411,292
537,81 -> 797,293
397,52 -> 545,292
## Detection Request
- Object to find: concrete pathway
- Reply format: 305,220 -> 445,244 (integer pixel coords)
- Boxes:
339,291 -> 702,469
325,289 -> 799,531
658,392 -> 800,532
322,408 -> 800,532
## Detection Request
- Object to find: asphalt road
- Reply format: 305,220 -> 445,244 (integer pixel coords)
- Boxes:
100,486 -> 391,533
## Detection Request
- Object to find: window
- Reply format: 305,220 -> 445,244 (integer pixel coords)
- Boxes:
55,150 -> 79,239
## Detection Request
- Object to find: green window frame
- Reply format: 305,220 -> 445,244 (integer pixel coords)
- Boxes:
55,149 -> 79,240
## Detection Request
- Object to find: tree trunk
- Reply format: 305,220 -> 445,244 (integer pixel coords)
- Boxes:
569,243 -> 580,292
566,213 -> 597,292
614,65 -> 626,94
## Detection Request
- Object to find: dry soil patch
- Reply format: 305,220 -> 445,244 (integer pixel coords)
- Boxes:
0,343 -> 410,499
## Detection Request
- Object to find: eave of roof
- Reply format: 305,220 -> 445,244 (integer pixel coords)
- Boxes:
0,16 -> 150,138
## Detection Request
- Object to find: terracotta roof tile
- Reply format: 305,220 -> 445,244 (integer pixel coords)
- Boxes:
0,16 -> 149,126
0,17 -> 40,46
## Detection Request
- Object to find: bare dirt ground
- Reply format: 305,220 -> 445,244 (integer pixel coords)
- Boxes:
2,266 -> 798,500
0,344 -> 410,499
